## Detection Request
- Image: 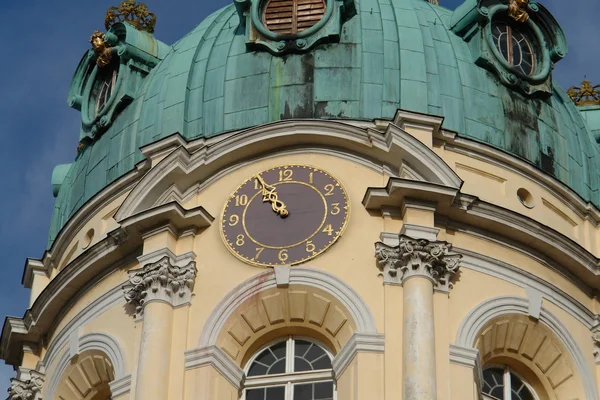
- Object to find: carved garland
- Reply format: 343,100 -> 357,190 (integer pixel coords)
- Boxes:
122,256 -> 197,315
375,235 -> 462,291
8,371 -> 44,400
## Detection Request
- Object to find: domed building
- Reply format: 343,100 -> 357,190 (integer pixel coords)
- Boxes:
4,0 -> 600,398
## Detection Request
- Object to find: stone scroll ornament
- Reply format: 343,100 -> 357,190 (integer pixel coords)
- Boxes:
8,371 -> 44,400
123,256 -> 197,315
375,236 -> 462,291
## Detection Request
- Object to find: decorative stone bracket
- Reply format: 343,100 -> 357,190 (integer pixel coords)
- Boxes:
123,255 -> 197,315
375,235 -> 462,291
592,327 -> 600,364
8,371 -> 44,400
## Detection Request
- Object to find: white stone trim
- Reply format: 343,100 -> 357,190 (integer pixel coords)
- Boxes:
109,374 -> 132,397
184,345 -> 244,388
199,267 -> 377,347
331,332 -> 385,378
449,345 -> 483,400
274,266 -> 291,287
455,296 -> 599,400
79,332 -> 127,377
116,118 -> 462,220
399,224 -> 440,241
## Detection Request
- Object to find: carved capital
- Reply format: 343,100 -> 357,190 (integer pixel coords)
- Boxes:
123,256 -> 197,314
375,235 -> 461,291
8,371 -> 44,400
592,328 -> 600,364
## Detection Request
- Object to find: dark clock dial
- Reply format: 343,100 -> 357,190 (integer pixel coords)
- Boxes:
220,165 -> 350,267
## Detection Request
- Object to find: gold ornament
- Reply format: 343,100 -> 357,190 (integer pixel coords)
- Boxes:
255,174 -> 289,218
90,30 -> 112,68
105,1 -> 156,33
509,0 -> 530,23
567,79 -> 600,106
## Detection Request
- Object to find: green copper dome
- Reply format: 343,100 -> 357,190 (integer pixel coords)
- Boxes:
49,0 -> 600,245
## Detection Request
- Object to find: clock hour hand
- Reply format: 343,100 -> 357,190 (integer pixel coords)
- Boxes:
255,174 -> 289,218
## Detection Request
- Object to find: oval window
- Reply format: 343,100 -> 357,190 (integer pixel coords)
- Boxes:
491,21 -> 536,76
88,60 -> 119,118
263,0 -> 326,35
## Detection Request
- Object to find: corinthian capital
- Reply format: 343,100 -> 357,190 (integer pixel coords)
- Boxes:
8,371 -> 44,400
375,235 -> 461,291
123,255 -> 197,314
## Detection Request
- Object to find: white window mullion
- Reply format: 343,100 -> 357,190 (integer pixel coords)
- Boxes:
286,337 -> 295,374
287,381 -> 293,400
504,367 -> 511,400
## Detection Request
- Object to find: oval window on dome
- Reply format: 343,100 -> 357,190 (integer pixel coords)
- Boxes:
88,59 -> 119,118
491,21 -> 536,76
263,0 -> 326,35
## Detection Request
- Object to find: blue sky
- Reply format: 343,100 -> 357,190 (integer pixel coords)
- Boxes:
0,0 -> 598,390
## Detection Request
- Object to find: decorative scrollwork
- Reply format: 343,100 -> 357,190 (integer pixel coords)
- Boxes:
90,30 -> 112,68
8,371 -> 44,400
567,79 -> 600,106
122,256 -> 196,315
509,0 -> 530,23
255,174 -> 289,217
105,0 -> 157,33
375,236 -> 462,291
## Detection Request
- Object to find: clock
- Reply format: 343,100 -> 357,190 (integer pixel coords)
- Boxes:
220,165 -> 350,267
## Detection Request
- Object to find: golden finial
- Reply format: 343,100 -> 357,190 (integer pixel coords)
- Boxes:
105,1 -> 156,33
90,30 -> 112,68
509,0 -> 530,23
567,79 -> 600,106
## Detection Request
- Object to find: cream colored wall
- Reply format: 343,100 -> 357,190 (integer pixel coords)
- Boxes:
37,141 -> 600,400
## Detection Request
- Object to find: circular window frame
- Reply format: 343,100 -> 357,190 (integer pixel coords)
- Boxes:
252,0 -> 335,41
484,4 -> 550,83
516,188 -> 535,209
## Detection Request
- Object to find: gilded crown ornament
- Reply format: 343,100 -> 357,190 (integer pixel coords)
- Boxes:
567,79 -> 600,106
90,30 -> 112,68
509,0 -> 530,23
105,0 -> 157,33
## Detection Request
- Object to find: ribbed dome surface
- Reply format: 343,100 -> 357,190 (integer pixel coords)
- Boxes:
49,0 -> 600,245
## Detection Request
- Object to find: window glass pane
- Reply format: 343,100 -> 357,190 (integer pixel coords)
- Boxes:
293,382 -> 334,400
482,368 -> 505,400
248,341 -> 287,377
294,340 -> 331,372
246,388 -> 265,400
266,386 -> 285,400
511,373 -> 535,400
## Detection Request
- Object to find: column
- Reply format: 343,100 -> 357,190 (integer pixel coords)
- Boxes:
123,254 -> 197,400
376,234 -> 461,400
8,370 -> 44,400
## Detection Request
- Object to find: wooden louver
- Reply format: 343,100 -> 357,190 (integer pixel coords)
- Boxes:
263,0 -> 326,35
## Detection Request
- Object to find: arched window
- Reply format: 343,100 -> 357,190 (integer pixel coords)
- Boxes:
262,0 -> 326,35
483,366 -> 538,400
243,336 -> 335,400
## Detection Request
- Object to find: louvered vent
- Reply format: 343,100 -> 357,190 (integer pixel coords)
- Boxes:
263,0 -> 326,35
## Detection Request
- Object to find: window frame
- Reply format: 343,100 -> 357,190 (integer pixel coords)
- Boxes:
95,68 -> 119,116
491,20 -> 537,77
242,336 -> 337,400
482,365 -> 539,400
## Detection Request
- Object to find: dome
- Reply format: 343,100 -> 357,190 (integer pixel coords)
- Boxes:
49,0 -> 600,245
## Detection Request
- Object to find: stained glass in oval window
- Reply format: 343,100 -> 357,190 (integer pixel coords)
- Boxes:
491,21 -> 536,76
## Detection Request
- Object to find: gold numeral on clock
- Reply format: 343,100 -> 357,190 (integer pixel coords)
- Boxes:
324,184 -> 334,196
255,247 -> 264,259
278,249 -> 289,262
322,224 -> 333,236
306,240 -> 316,253
228,214 -> 239,226
235,194 -> 248,206
254,178 -> 260,190
330,203 -> 340,215
236,234 -> 245,246
279,169 -> 293,182
309,172 -> 314,184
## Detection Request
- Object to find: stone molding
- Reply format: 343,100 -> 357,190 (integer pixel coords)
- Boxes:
8,371 -> 44,400
109,374 -> 132,397
123,254 -> 197,314
375,235 -> 462,291
184,345 -> 244,388
199,267 -> 377,347
331,332 -> 385,378
449,345 -> 483,399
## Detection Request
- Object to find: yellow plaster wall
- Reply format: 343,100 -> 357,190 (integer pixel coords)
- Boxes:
183,366 -> 238,400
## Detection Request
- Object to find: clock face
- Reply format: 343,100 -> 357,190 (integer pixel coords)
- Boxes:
220,165 -> 350,267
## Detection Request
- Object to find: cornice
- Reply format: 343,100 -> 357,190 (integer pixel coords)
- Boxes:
364,177 -> 600,291
184,345 -> 244,388
331,332 -> 385,378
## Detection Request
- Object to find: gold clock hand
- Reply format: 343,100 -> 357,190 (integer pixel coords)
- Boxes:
256,174 -> 289,217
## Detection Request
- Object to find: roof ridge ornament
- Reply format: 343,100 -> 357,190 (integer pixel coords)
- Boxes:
105,0 -> 156,33
567,79 -> 600,106
509,0 -> 530,23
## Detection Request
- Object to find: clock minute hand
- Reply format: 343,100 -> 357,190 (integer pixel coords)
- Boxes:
256,174 -> 289,218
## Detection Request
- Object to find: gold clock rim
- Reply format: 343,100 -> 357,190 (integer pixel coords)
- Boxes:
219,164 -> 351,268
